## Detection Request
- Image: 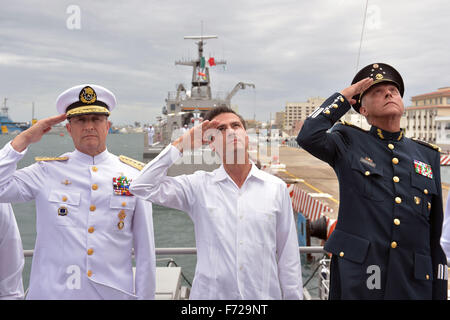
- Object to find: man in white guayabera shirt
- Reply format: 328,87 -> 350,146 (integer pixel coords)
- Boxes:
0,203 -> 24,299
130,106 -> 303,300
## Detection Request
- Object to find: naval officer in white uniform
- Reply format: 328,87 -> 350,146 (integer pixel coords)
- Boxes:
130,106 -> 303,300
0,203 -> 24,299
0,84 -> 156,299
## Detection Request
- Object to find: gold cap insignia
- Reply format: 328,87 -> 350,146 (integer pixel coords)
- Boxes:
375,73 -> 384,80
79,86 -> 97,104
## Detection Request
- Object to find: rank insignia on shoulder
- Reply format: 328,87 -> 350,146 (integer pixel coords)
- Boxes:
338,120 -> 368,133
119,155 -> 145,171
35,156 -> 69,162
113,176 -> 133,196
411,138 -> 442,152
414,160 -> 433,179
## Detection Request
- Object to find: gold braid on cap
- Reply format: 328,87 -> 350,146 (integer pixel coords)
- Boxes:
66,105 -> 111,117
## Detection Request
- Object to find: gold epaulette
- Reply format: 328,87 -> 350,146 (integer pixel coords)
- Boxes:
411,138 -> 442,153
35,156 -> 69,162
119,155 -> 145,171
338,120 -> 368,133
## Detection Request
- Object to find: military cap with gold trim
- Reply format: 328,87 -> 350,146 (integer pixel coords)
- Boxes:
351,63 -> 404,113
56,84 -> 116,118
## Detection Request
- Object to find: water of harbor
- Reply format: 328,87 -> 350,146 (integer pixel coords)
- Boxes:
1,132 -> 321,297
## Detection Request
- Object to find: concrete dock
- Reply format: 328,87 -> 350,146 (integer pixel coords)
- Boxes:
271,145 -> 450,220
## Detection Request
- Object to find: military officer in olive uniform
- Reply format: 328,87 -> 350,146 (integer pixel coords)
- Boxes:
297,63 -> 448,299
0,84 -> 156,299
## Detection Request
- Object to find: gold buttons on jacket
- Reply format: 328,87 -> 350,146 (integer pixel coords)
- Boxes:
332,104 -> 338,109
88,226 -> 95,233
391,241 -> 398,249
339,97 -> 344,102
393,176 -> 400,183
90,205 -> 96,212
426,274 -> 430,280
365,171 -> 370,176
392,157 -> 399,165
62,196 -> 68,202
414,196 -> 421,205
339,252 -> 344,257
87,270 -> 93,277
395,197 -> 402,204
87,248 -> 94,256
394,218 -> 400,226
428,202 -> 431,210
92,166 -> 98,172
423,189 -> 429,195
92,184 -> 98,190
324,110 -> 330,115
388,143 -> 394,150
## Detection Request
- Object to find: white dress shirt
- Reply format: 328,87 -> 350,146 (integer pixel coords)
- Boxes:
440,193 -> 450,258
0,203 -> 24,299
0,141 -> 156,300
130,145 -> 303,300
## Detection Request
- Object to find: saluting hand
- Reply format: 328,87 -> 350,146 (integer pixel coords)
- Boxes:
340,77 -> 374,105
172,120 -> 220,153
11,114 -> 67,152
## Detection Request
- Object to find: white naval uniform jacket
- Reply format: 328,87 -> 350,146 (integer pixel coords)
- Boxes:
0,142 -> 156,300
130,145 -> 303,300
0,203 -> 24,299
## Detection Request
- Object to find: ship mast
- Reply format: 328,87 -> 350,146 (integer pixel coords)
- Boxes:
2,98 -> 8,116
175,35 -> 226,100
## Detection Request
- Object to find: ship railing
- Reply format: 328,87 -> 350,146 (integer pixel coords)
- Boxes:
21,247 -> 450,300
23,246 -> 326,257
165,91 -> 230,102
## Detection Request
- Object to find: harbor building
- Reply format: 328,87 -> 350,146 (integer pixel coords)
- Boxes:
284,97 -> 326,134
404,87 -> 450,148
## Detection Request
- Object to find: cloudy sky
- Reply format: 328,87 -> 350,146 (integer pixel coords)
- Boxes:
1,0 -> 449,125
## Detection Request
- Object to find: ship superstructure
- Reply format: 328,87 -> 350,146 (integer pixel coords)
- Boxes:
147,35 -> 255,156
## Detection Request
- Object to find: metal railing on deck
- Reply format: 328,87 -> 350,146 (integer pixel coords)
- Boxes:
23,246 -> 326,257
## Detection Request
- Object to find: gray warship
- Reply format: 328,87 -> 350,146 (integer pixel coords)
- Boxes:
143,35 -> 255,175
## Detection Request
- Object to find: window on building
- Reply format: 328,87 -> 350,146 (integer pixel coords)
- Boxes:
447,98 -> 450,104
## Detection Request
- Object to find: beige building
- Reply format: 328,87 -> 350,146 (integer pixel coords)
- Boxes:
284,97 -> 326,131
405,87 -> 450,144
275,112 -> 285,130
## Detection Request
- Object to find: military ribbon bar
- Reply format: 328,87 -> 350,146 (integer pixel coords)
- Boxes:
414,160 -> 433,179
113,176 -> 133,196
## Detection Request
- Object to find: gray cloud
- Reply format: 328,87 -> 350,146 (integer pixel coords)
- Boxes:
0,0 -> 449,125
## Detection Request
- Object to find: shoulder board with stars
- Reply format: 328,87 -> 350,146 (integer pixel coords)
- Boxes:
411,138 -> 442,153
338,120 -> 368,133
119,155 -> 145,171
35,156 -> 69,162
